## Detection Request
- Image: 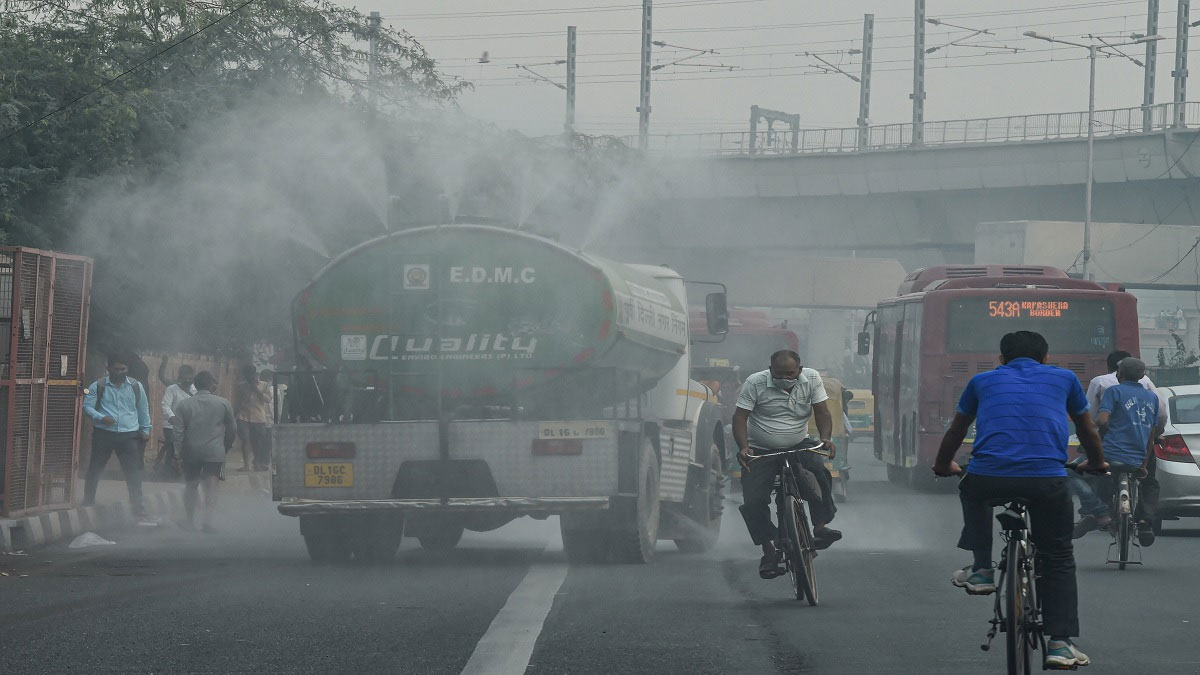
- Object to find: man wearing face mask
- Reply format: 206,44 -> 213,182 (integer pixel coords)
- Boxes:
734,350 -> 842,579
82,352 -> 153,521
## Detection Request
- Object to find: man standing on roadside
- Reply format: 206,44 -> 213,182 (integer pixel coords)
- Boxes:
82,352 -> 152,522
157,363 -> 195,477
175,371 -> 237,533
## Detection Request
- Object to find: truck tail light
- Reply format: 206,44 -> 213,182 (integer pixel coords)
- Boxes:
307,442 -> 356,459
532,439 -> 583,456
1155,435 -> 1196,464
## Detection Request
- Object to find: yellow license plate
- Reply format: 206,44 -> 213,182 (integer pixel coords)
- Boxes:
305,462 -> 354,487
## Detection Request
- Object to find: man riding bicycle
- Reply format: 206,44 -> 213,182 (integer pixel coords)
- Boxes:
934,331 -> 1107,670
734,350 -> 843,580
1071,357 -> 1162,545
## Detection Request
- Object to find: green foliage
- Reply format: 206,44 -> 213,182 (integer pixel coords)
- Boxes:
1160,331 -> 1199,368
0,0 -> 462,244
0,0 -> 464,354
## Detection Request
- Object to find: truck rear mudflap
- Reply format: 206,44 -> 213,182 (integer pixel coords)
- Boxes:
277,496 -> 611,517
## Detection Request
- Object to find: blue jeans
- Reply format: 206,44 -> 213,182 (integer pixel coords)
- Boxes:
1068,472 -> 1109,518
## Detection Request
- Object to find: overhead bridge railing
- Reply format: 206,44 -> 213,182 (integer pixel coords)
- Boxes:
623,102 -> 1200,156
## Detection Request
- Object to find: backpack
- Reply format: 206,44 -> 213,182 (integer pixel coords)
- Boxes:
95,377 -> 144,411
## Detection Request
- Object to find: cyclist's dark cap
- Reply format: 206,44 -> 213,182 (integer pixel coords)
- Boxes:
1106,350 -> 1132,372
770,350 -> 802,368
1000,331 -> 1048,363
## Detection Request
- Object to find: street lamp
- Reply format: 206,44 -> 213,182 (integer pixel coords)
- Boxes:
1023,31 -> 1164,279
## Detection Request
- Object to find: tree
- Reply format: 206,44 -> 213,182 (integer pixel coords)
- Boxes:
0,0 -> 465,353
1,0 -> 463,246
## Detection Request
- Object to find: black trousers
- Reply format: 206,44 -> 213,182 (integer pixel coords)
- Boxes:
238,421 -> 272,466
957,473 -> 1079,637
83,429 -> 145,516
740,449 -> 836,546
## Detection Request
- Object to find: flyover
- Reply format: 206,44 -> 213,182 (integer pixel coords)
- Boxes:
635,102 -> 1200,271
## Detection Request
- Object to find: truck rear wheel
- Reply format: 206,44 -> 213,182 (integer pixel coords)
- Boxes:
560,522 -> 609,564
613,440 -> 661,564
417,525 -> 464,552
300,516 -> 351,563
674,442 -> 724,553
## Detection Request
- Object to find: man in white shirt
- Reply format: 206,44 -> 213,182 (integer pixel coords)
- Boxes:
1086,350 -> 1163,417
733,350 -> 842,579
160,364 -> 196,472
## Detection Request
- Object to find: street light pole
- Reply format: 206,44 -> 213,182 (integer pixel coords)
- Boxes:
1084,44 -> 1097,280
1023,30 -> 1164,280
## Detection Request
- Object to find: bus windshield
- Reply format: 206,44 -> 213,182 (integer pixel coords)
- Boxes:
946,298 -> 1115,354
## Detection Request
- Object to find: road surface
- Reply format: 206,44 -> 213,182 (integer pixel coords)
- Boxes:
2,442 -> 1197,674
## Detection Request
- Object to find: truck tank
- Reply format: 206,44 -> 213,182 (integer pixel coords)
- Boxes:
294,224 -> 689,416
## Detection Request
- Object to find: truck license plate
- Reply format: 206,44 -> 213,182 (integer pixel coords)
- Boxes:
305,462 -> 354,487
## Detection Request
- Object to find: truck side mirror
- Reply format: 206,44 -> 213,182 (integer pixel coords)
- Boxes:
857,331 -> 871,356
705,293 -> 729,335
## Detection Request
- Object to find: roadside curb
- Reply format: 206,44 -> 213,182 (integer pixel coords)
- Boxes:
0,489 -> 183,553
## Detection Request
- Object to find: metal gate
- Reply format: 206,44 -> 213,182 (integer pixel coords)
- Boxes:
0,248 -> 93,517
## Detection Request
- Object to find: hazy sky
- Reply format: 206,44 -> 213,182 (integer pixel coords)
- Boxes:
367,0 -> 1189,138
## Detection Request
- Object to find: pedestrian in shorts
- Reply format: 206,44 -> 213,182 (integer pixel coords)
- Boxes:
175,371 -> 236,533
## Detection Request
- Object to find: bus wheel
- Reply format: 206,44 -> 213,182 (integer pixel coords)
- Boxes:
885,463 -> 907,484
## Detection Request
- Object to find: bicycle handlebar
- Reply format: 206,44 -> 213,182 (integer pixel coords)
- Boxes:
748,442 -> 829,461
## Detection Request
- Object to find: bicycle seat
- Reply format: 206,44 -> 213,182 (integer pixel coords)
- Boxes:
985,497 -> 1030,508
1107,464 -> 1143,475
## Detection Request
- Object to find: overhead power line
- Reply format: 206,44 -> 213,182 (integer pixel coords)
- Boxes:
414,1 -> 1148,41
435,9 -> 1163,68
388,0 -> 767,20
0,0 -> 258,144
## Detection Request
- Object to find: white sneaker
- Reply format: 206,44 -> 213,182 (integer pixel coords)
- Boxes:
950,565 -> 996,595
1045,639 -> 1090,668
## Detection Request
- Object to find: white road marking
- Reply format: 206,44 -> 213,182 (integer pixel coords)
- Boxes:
460,561 -> 569,675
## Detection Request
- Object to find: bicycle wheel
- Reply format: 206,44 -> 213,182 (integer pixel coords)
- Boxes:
782,496 -> 816,605
793,498 -> 819,606
1004,537 -> 1031,675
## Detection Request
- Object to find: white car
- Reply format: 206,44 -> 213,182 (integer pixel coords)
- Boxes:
1153,385 -> 1200,533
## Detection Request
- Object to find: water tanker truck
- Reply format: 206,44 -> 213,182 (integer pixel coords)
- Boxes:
273,224 -> 730,563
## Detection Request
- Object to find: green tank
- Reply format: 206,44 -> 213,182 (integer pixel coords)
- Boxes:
294,224 -> 688,411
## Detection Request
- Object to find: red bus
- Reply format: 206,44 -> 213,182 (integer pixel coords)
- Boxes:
861,265 -> 1140,489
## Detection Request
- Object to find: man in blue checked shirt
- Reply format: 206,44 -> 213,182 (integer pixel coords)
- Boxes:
82,352 -> 152,520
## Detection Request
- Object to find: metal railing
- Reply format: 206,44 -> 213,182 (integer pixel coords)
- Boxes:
624,102 -> 1200,156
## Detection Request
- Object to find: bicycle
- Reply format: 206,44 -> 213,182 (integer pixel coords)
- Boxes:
1105,466 -> 1143,570
748,440 -> 828,606
981,498 -> 1049,675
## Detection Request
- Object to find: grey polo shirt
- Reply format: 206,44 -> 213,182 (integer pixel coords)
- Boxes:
736,368 -> 829,450
175,391 -> 237,464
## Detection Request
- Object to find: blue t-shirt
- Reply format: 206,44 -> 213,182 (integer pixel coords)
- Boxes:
957,358 -> 1089,478
1099,382 -> 1159,466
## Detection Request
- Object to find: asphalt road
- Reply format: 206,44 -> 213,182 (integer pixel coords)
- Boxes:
2,442 -> 1198,674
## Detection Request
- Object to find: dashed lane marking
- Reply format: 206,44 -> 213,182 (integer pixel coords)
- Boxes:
459,561 -> 568,675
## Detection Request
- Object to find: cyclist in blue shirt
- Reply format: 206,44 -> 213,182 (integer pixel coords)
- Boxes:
1071,357 -> 1162,545
934,331 -> 1107,670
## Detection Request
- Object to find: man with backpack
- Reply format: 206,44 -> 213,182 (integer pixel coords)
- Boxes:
82,352 -> 152,521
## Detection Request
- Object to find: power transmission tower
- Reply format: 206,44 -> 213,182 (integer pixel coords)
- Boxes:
858,13 -> 875,149
566,26 -> 577,134
638,0 -> 653,150
1173,0 -> 1190,127
911,0 -> 927,145
1145,0 -> 1161,131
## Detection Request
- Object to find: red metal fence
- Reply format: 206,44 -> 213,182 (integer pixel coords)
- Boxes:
0,248 -> 93,517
